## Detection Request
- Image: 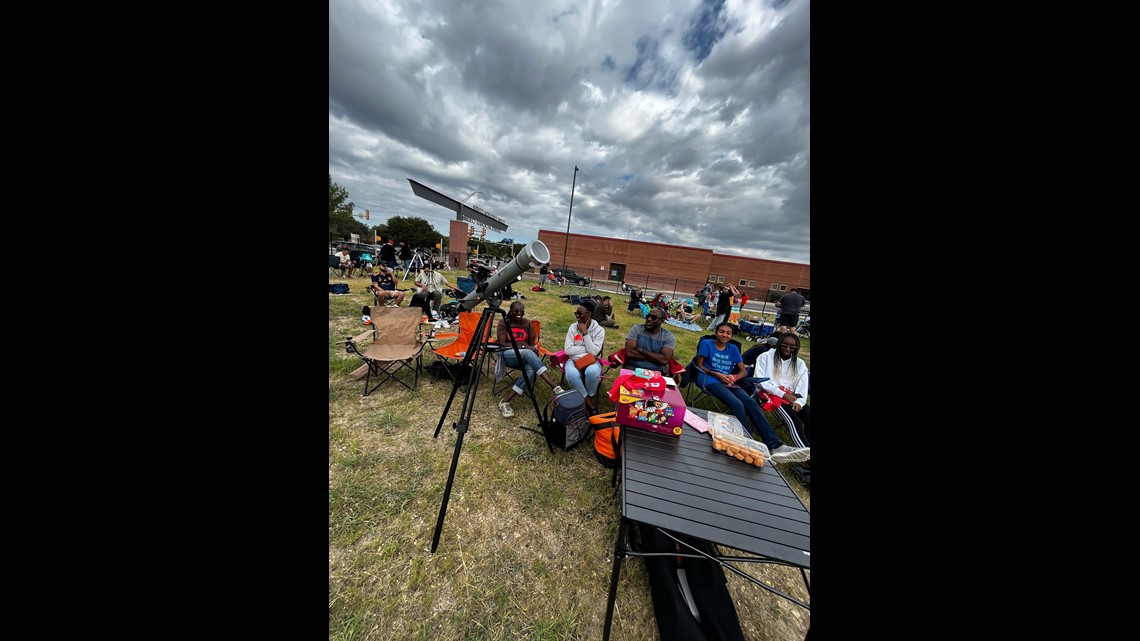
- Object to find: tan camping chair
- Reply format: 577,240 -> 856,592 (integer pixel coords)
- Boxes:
345,307 -> 428,395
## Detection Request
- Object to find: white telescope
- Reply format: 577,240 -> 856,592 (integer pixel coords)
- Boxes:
459,240 -> 550,311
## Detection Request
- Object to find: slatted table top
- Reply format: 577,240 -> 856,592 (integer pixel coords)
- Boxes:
621,408 -> 810,568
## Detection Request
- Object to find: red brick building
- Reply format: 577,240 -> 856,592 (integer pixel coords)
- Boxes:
537,230 -> 810,300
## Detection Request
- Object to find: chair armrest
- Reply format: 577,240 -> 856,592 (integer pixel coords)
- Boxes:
668,358 -> 687,376
350,329 -> 374,344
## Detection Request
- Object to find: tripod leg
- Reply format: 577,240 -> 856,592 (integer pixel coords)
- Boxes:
431,419 -> 467,553
403,251 -> 427,281
504,331 -> 550,451
434,307 -> 494,438
430,306 -> 500,552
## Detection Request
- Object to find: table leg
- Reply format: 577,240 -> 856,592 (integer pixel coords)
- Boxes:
602,517 -> 630,641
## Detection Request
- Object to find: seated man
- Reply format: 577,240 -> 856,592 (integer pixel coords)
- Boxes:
414,264 -> 454,314
368,265 -> 405,306
623,309 -> 676,375
338,248 -> 353,278
595,296 -> 619,328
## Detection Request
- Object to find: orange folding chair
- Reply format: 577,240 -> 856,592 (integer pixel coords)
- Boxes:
430,310 -> 492,384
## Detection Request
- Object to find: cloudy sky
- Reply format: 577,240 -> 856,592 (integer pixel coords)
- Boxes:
329,0 -> 809,265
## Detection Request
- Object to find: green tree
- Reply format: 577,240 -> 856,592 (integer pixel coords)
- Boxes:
381,215 -> 445,251
328,175 -> 370,242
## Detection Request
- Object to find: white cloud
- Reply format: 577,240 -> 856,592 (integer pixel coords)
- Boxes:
329,0 -> 809,264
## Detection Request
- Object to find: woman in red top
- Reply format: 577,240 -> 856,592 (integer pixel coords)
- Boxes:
496,301 -> 563,418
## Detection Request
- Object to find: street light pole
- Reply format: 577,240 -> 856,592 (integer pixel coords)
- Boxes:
561,165 -> 579,272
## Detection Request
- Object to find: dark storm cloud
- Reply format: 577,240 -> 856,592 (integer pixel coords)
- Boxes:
329,0 -> 811,264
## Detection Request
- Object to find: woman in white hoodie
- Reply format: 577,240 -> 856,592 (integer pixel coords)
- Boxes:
753,331 -> 811,483
563,301 -> 606,413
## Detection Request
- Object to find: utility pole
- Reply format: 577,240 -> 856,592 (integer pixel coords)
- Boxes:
561,165 -> 579,272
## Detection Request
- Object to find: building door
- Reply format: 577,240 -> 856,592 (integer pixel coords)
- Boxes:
609,263 -> 626,283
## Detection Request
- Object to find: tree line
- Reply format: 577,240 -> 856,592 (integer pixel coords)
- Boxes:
329,174 -> 524,257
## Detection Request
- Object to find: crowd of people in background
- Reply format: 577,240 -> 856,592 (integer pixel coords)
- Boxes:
334,250 -> 811,470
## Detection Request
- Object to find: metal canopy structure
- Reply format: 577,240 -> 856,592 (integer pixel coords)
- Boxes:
407,178 -> 509,232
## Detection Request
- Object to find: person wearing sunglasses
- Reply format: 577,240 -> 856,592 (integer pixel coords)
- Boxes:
695,323 -> 808,460
563,301 -> 606,412
623,309 -> 677,376
753,332 -> 811,479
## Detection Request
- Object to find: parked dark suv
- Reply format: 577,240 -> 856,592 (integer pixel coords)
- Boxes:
552,267 -> 590,286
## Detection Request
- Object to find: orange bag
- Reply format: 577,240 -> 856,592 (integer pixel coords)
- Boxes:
590,411 -> 620,469
574,352 -> 598,371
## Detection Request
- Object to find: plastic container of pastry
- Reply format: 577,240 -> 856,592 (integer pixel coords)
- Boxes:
707,411 -> 770,467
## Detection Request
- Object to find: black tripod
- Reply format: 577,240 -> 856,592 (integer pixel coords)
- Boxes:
430,297 -> 546,553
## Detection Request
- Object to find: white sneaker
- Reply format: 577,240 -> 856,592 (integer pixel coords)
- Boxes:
498,400 -> 515,418
769,444 -> 811,463
552,386 -> 565,394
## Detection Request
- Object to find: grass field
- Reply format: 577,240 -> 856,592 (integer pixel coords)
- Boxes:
329,270 -> 810,640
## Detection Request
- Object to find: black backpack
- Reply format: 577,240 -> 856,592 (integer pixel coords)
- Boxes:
424,360 -> 473,383
541,390 -> 591,451
439,301 -> 461,320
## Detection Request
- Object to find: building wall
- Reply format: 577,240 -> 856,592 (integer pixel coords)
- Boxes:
448,220 -> 469,269
537,230 -> 810,297
708,254 -> 811,298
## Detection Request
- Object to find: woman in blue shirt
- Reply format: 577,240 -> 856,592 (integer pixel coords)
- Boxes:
694,323 -> 803,456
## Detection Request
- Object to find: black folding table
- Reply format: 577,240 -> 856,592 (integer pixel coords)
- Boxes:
602,408 -> 810,640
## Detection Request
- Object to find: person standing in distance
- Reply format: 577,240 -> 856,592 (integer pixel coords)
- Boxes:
399,241 -> 412,270
707,284 -> 739,330
776,288 -> 806,331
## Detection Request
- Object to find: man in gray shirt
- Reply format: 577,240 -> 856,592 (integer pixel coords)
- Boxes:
776,289 -> 806,328
623,310 -> 676,375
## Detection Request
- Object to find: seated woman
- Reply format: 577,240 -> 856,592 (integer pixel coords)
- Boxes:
694,323 -> 806,458
496,301 -> 563,418
563,301 -> 606,413
753,332 -> 811,480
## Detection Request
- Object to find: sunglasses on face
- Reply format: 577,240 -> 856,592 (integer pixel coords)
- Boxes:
646,315 -> 662,320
